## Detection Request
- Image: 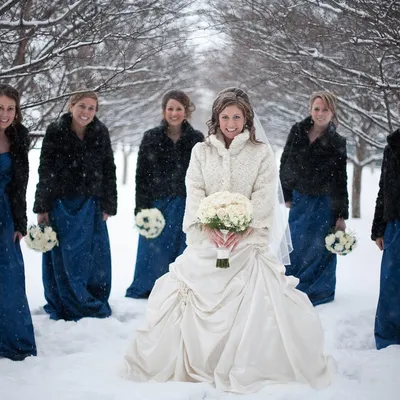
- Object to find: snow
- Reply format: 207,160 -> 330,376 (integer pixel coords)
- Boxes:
1,148 -> 399,400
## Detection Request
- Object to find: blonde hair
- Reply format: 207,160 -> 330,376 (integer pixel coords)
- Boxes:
309,91 -> 338,126
68,91 -> 99,112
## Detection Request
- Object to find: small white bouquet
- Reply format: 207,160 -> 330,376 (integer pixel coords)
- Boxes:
25,224 -> 59,253
135,208 -> 165,239
325,229 -> 357,255
197,191 -> 253,268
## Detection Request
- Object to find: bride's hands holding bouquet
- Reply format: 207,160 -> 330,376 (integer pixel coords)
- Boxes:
202,225 -> 253,251
202,225 -> 225,247
224,227 -> 253,251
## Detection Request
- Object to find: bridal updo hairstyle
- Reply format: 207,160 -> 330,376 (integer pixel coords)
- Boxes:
207,89 -> 261,144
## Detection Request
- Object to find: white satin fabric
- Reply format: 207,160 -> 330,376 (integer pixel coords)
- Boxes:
124,243 -> 336,393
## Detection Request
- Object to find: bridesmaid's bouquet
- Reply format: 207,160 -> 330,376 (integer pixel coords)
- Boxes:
25,224 -> 59,252
325,229 -> 357,255
135,208 -> 165,239
197,191 -> 253,268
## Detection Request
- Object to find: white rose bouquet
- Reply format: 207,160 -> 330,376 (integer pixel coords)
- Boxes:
325,229 -> 357,255
25,224 -> 59,253
135,208 -> 166,239
197,191 -> 253,268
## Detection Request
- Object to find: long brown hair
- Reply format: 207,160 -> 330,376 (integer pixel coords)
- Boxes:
0,84 -> 23,124
207,91 -> 261,144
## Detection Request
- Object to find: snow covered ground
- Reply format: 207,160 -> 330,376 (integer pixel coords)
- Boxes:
1,148 -> 399,400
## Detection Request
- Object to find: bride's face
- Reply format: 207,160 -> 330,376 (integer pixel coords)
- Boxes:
218,105 -> 245,142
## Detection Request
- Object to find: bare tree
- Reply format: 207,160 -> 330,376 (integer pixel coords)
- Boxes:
0,0 -> 199,140
204,0 -> 400,217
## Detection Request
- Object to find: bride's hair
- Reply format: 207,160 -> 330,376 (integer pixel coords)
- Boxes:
218,87 -> 251,104
206,90 -> 261,144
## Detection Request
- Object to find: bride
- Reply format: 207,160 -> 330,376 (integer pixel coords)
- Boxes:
123,88 -> 336,394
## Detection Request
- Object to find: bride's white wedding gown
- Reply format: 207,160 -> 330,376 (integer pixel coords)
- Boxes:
124,243 -> 335,393
124,132 -> 335,393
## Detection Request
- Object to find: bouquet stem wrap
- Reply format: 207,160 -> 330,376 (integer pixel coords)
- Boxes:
216,230 -> 230,268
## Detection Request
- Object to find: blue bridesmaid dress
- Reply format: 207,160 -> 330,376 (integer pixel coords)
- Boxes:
126,196 -> 186,299
42,196 -> 112,321
375,219 -> 400,349
0,152 -> 37,360
285,190 -> 337,306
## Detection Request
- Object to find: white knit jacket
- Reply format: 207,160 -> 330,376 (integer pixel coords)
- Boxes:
183,130 -> 277,248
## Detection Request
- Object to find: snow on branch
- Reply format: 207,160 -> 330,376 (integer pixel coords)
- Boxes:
0,36 -> 112,77
0,0 -> 20,16
0,0 -> 85,29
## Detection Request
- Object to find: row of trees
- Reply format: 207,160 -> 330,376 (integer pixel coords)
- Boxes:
204,0 -> 400,217
0,0 -> 202,147
2,1 -> 399,216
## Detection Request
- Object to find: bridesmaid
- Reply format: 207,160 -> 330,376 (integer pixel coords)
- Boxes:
371,103 -> 400,350
280,91 -> 349,306
33,90 -> 117,321
125,90 -> 203,299
0,84 -> 36,360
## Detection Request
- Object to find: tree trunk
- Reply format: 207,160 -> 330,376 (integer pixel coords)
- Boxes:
351,163 -> 362,218
351,138 -> 367,218
122,145 -> 134,185
122,150 -> 129,185
13,0 -> 33,68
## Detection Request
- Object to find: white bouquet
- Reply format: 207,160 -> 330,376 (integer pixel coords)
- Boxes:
135,208 -> 165,239
25,224 -> 59,253
325,229 -> 357,255
197,191 -> 253,268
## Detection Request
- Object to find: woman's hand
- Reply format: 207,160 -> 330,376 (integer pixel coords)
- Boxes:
102,212 -> 110,222
335,217 -> 346,231
37,212 -> 49,225
202,225 -> 225,247
224,227 -> 254,252
14,231 -> 23,242
202,226 -> 253,251
375,237 -> 384,251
